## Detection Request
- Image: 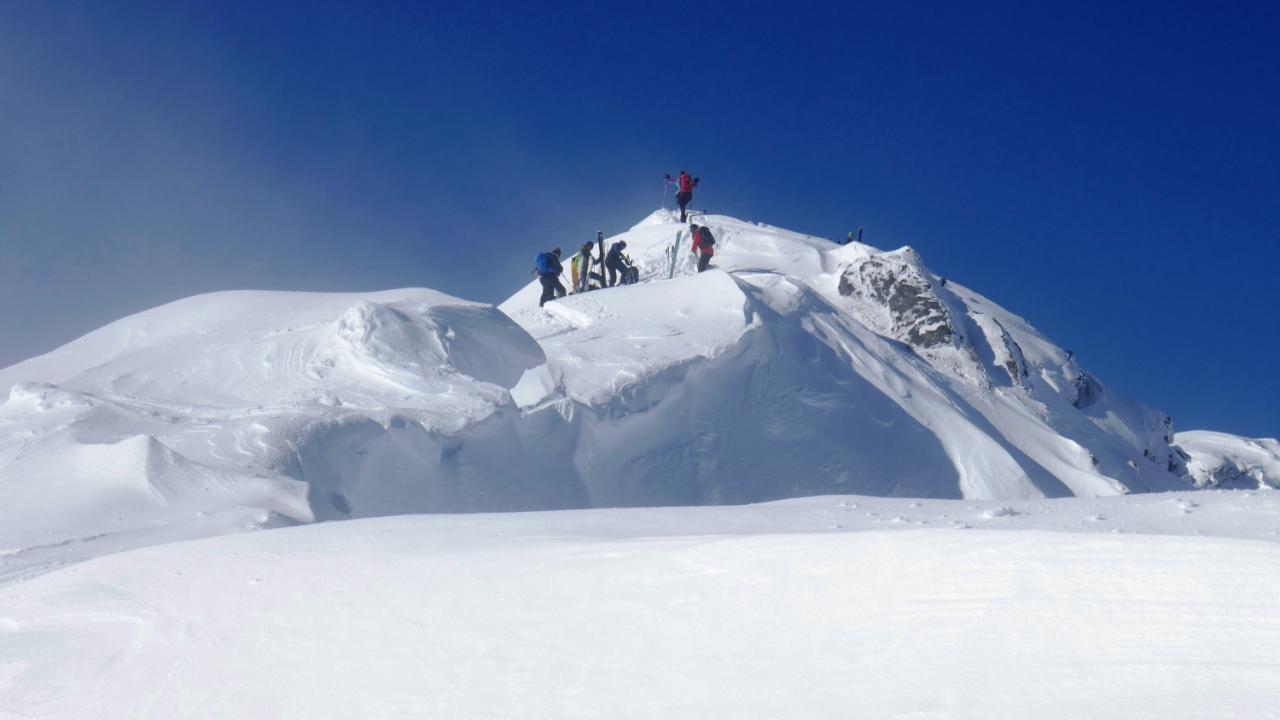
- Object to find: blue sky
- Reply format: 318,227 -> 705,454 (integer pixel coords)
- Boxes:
1,1 -> 1276,437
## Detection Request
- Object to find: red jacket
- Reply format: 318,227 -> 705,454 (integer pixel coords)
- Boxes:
678,172 -> 693,194
691,226 -> 714,256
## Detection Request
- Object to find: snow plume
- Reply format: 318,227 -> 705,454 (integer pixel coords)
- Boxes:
0,208 -> 1230,561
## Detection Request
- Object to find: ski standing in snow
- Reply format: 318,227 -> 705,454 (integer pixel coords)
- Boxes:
667,229 -> 684,279
596,230 -> 605,278
573,242 -> 595,293
535,247 -> 566,307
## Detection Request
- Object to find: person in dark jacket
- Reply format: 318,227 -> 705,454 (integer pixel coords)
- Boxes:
536,247 -> 565,307
667,170 -> 699,222
690,224 -> 715,273
605,240 -> 628,287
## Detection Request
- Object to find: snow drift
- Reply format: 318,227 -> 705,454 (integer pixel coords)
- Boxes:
2,208 -> 1267,561
0,288 -> 555,568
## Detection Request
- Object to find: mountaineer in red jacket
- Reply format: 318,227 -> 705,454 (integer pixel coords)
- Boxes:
666,170 -> 699,222
689,223 -> 715,273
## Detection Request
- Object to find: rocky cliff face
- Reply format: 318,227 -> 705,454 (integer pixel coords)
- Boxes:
838,251 -> 956,350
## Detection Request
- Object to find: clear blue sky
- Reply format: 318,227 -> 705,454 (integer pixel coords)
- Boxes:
1,1 -> 1276,437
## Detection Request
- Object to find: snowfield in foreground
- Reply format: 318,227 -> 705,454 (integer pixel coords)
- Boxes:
3,492 -> 1279,720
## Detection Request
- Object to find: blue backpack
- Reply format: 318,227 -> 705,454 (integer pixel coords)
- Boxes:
535,252 -> 554,275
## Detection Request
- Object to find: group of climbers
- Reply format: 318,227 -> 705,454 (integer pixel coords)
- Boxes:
534,169 -> 714,307
674,170 -> 715,273
536,235 -> 642,307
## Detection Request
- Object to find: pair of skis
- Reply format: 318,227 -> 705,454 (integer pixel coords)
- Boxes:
571,251 -> 599,293
569,234 -> 607,294
667,229 -> 685,279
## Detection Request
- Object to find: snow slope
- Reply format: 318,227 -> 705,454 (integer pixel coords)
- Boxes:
3,494 -> 1280,720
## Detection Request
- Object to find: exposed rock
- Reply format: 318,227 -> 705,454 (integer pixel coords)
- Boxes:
839,254 -> 955,349
1071,372 -> 1102,409
990,318 -> 1029,386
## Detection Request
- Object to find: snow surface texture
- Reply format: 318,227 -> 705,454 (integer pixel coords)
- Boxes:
2,209 -> 1276,569
3,493 -> 1280,719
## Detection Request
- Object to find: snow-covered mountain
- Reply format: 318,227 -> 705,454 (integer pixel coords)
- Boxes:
1,208 -> 1273,566
5,207 -> 1280,718
502,210 -> 1193,503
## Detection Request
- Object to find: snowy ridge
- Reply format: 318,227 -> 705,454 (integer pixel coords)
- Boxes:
1176,430 -> 1280,489
0,207 -> 1258,567
502,208 -> 1187,503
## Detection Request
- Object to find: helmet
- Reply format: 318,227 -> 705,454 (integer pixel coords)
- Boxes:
553,247 -> 561,256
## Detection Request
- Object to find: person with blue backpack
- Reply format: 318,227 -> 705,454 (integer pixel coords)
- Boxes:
535,247 -> 565,307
